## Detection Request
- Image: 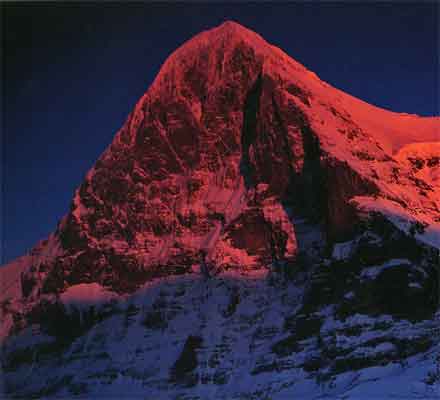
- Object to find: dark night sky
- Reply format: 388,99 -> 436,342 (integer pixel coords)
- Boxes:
2,3 -> 439,263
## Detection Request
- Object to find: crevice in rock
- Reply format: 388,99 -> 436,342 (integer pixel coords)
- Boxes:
280,103 -> 327,226
240,72 -> 263,189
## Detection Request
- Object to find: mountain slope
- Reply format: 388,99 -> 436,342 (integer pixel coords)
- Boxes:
1,21 -> 439,399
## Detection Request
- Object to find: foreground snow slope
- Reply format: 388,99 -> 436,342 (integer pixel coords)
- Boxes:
2,273 -> 439,399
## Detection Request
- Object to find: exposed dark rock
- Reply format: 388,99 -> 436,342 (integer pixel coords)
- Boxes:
170,335 -> 203,385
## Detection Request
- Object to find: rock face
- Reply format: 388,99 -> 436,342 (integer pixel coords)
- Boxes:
1,21 -> 439,399
12,22 -> 439,297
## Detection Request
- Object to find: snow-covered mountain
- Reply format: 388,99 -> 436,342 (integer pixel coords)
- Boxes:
1,21 -> 439,399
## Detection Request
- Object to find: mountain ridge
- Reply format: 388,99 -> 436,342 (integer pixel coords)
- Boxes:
150,20 -> 439,149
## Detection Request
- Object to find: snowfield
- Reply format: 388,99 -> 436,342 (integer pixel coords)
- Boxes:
2,273 -> 439,399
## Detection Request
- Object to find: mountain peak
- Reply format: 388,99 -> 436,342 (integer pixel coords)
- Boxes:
216,20 -> 252,33
211,20 -> 266,43
148,20 -> 309,102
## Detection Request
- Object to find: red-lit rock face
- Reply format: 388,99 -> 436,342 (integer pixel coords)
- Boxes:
10,21 -> 440,296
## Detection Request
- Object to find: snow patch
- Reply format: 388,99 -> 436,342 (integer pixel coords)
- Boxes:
60,283 -> 120,311
360,258 -> 411,281
351,196 -> 440,249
